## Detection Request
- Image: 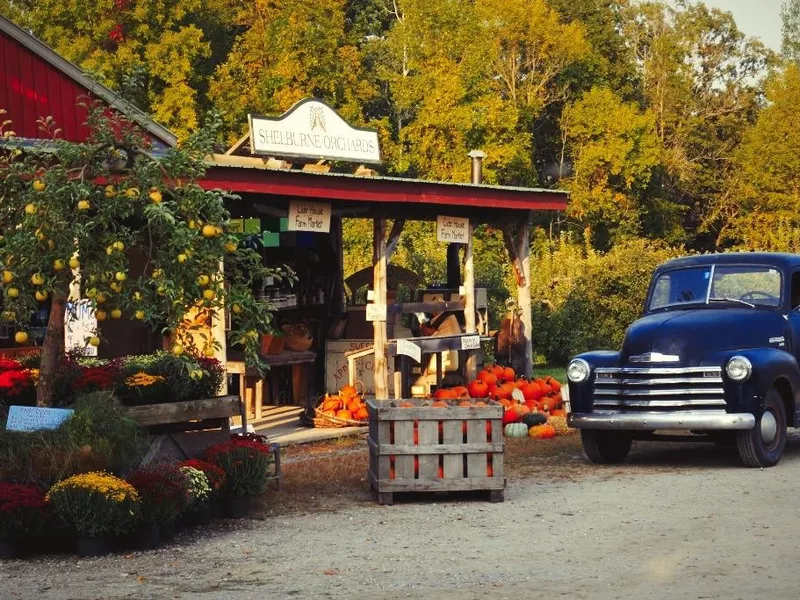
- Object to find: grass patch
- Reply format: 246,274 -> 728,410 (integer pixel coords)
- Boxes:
531,365 -> 566,382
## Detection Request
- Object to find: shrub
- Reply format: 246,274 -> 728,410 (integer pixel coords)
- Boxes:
0,359 -> 36,407
46,472 -> 140,538
205,435 -> 275,497
63,391 -> 147,475
0,482 -> 47,542
180,459 -> 226,499
127,463 -> 191,528
179,466 -> 211,510
531,236 -> 685,364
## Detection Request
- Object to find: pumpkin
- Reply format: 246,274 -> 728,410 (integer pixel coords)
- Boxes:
321,398 -> 342,412
545,376 -> 562,392
503,367 -> 516,382
434,388 -> 458,399
529,424 -> 557,439
354,407 -> 369,421
339,384 -> 358,398
458,400 -> 472,407
502,408 -> 521,425
451,385 -> 469,398
468,379 -> 489,398
477,370 -> 498,386
521,380 -> 543,401
431,400 -> 449,408
490,364 -> 506,380
504,422 -> 528,438
397,401 -> 415,408
522,412 -> 547,427
547,415 -> 573,436
322,409 -> 337,418
335,409 -> 354,421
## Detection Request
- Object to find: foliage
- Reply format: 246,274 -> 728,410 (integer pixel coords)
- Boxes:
179,465 -> 211,508
46,471 -> 140,538
0,359 -> 36,406
531,237 -> 684,364
0,107 -> 280,405
0,482 -> 47,542
61,391 -> 146,474
783,0 -> 800,64
707,64 -> 800,251
205,435 -> 275,497
127,463 -> 191,527
180,458 -> 226,496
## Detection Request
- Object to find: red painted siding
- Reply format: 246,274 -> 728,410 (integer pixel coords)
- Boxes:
0,32 -> 94,141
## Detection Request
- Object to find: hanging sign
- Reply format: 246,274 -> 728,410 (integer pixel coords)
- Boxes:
366,304 -> 387,322
6,406 -> 74,432
396,339 -> 422,363
287,200 -> 331,233
249,98 -> 381,164
436,216 -> 469,243
460,335 -> 481,350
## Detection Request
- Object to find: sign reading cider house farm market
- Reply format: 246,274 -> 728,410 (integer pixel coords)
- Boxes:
249,98 -> 381,164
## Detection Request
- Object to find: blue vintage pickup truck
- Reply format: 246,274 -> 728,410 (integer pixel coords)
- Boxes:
567,252 -> 800,468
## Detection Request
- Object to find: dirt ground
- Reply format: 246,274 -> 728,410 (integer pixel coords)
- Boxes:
4,432 -> 800,599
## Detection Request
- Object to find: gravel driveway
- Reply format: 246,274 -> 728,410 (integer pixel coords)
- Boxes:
4,435 -> 800,600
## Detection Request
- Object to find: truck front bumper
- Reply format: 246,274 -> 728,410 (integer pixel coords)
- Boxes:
567,411 -> 755,431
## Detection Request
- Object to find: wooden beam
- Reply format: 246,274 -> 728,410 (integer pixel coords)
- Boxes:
386,219 -> 405,261
373,219 -> 389,399
503,225 -> 527,288
224,132 -> 251,156
463,219 -> 477,380
516,215 -> 532,379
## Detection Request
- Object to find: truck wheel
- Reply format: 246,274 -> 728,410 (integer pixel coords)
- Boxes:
736,387 -> 787,468
580,430 -> 633,464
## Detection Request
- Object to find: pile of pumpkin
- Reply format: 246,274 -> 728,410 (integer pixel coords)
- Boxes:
432,364 -> 570,439
317,384 -> 369,423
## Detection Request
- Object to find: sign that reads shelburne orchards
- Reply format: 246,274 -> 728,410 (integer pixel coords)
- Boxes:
249,98 -> 381,164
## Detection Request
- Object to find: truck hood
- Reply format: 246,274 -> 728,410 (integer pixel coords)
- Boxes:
621,308 -> 786,366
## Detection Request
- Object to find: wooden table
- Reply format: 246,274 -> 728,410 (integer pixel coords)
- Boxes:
387,334 -> 485,399
227,350 -> 317,420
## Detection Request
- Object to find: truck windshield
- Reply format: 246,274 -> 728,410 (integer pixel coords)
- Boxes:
648,265 -> 782,310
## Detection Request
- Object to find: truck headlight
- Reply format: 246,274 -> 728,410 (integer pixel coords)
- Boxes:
726,356 -> 752,382
567,358 -> 591,384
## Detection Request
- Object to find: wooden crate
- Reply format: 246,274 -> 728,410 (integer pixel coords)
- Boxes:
366,398 -> 505,505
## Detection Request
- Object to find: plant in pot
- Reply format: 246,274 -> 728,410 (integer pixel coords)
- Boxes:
177,465 -> 212,527
0,482 -> 47,559
127,463 -> 191,548
205,435 -> 276,517
180,459 -> 226,517
46,471 -> 140,557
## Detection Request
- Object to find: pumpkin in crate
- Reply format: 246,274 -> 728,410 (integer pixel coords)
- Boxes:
504,422 -> 528,438
529,424 -> 557,439
467,379 -> 490,398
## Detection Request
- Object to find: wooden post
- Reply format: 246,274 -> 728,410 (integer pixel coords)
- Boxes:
517,214 -> 532,379
373,219 -> 389,399
463,220 -> 477,380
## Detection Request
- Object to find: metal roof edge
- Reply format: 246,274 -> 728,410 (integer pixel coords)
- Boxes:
0,15 -> 178,148
204,154 -> 569,196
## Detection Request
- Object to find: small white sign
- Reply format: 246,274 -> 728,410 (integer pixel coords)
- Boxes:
249,99 -> 381,164
436,215 -> 469,243
65,300 -> 97,356
461,335 -> 481,350
287,200 -> 331,233
396,339 -> 422,363
366,304 -> 387,322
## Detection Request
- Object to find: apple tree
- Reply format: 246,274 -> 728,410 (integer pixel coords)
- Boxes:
0,105 -> 284,406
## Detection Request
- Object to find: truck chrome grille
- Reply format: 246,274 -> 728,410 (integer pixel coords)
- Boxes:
592,367 -> 725,411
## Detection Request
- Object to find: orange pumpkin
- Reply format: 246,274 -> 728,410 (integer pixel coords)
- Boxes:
355,407 -> 369,421
335,409 -> 354,421
529,424 -> 557,439
321,397 -> 342,412
451,385 -> 469,398
477,370 -> 498,386
339,384 -> 358,398
458,400 -> 472,407
490,364 -> 506,380
434,388 -> 458,399
545,376 -> 561,392
503,367 -> 516,382
431,400 -> 449,408
468,379 -> 490,398
322,409 -> 337,418
398,401 -> 415,408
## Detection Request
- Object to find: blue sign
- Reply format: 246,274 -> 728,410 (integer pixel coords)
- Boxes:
6,405 -> 74,432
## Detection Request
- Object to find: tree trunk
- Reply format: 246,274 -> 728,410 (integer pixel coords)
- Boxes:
37,294 -> 66,407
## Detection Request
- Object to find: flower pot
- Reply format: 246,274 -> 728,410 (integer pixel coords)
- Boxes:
137,527 -> 160,550
0,541 -> 17,560
159,519 -> 176,543
77,536 -> 111,558
224,495 -> 252,519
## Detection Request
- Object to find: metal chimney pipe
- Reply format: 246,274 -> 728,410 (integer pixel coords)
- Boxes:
468,149 -> 486,184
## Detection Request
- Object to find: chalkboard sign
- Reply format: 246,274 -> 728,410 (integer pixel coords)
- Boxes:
6,406 -> 74,432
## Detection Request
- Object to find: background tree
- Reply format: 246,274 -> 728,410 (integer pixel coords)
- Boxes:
782,0 -> 800,63
0,106 -> 280,406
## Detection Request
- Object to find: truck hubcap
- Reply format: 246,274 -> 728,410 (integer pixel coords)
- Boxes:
761,411 -> 778,445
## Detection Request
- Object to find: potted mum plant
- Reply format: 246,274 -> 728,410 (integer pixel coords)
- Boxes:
205,434 -> 276,517
46,472 -> 140,557
180,459 -> 226,518
177,465 -> 212,526
0,482 -> 47,559
127,463 -> 190,548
